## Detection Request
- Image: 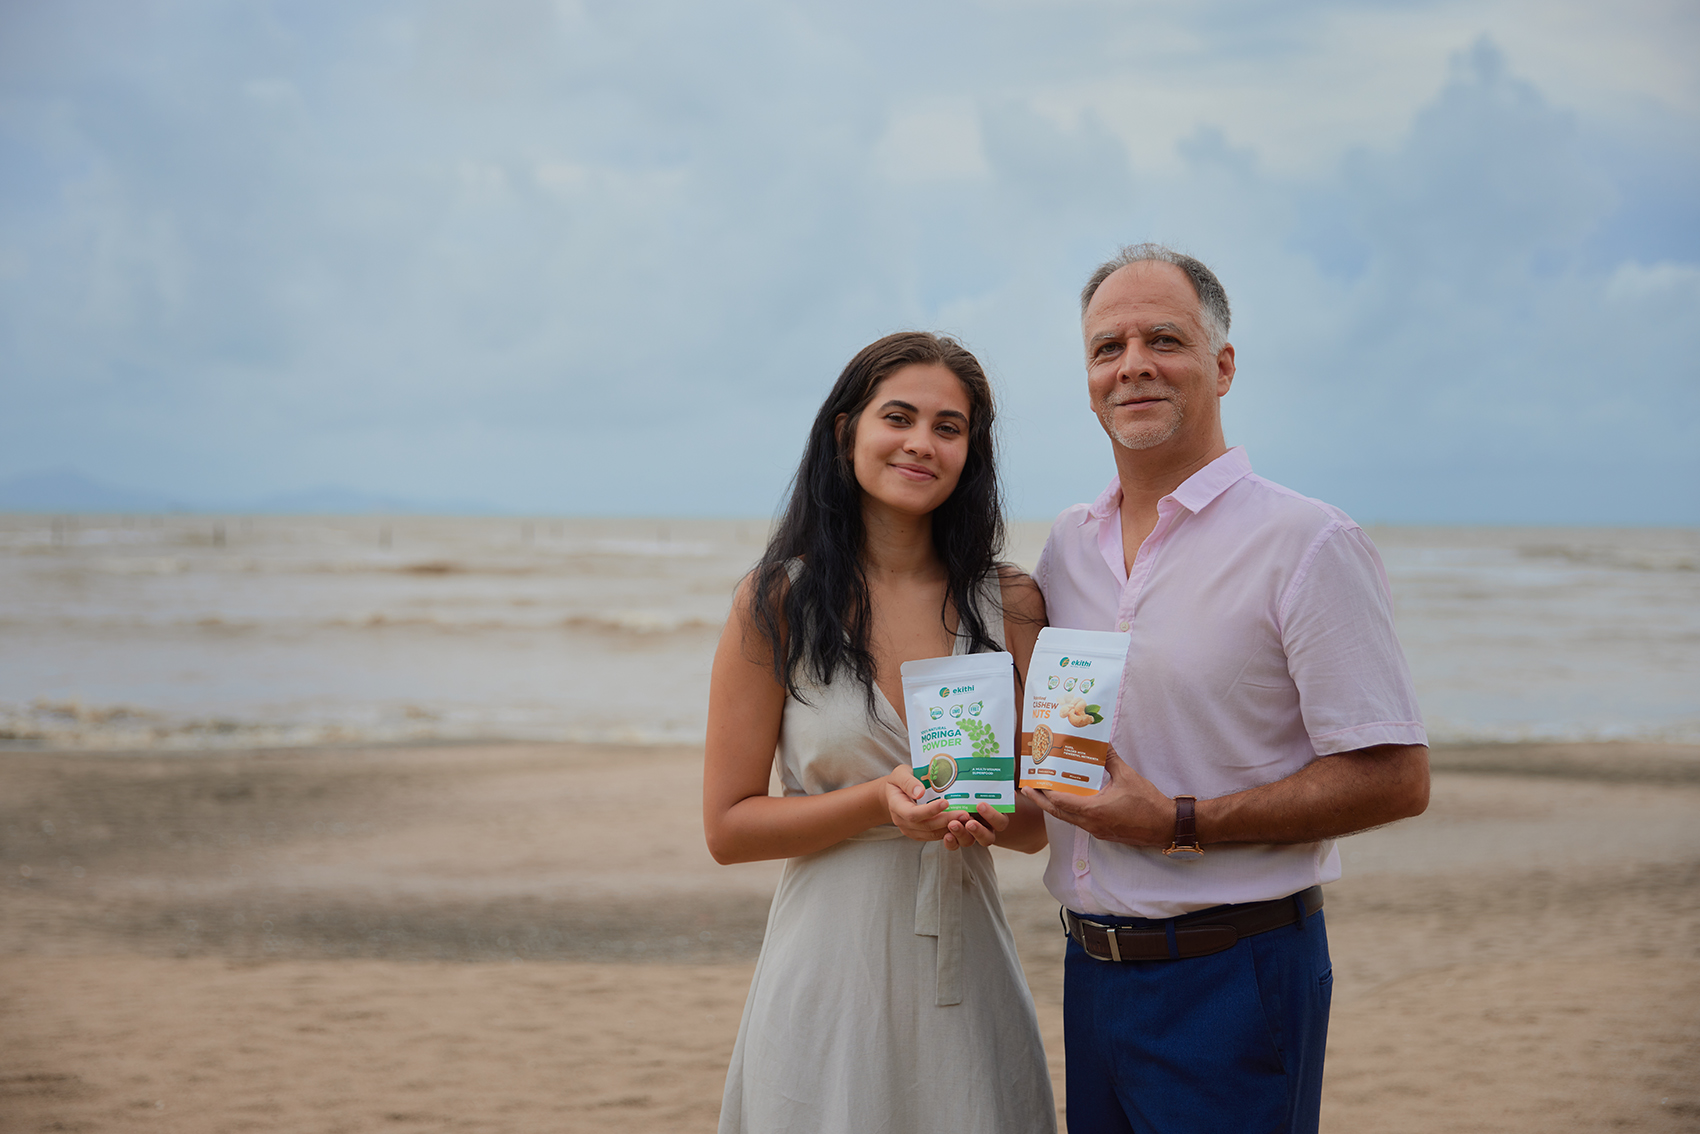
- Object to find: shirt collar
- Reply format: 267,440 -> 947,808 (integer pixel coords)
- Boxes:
1171,446 -> 1253,514
1081,447 -> 1253,525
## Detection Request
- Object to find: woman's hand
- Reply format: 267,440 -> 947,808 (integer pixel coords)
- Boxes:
883,766 -> 1019,851
942,802 -> 1010,850
883,765 -> 956,843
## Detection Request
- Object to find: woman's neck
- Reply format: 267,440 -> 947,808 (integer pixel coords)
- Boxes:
859,502 -> 943,580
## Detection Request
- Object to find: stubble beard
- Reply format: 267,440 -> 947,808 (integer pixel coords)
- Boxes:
1097,387 -> 1186,451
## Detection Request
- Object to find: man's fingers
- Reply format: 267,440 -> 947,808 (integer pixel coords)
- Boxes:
1024,786 -> 1088,818
1020,787 -> 1062,818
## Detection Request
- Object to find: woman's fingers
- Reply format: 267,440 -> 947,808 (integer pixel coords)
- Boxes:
886,763 -> 927,800
885,779 -> 951,840
942,804 -> 1004,849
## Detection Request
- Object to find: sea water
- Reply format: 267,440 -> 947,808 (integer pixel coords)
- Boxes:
1,515 -> 1695,749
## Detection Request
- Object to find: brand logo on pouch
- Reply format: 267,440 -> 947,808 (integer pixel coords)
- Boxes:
939,687 -> 950,698
1058,657 -> 1069,668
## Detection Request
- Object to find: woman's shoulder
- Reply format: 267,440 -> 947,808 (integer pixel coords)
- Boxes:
992,563 -> 1045,628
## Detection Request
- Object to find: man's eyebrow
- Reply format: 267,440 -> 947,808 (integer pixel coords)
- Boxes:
877,398 -> 967,422
1089,321 -> 1188,346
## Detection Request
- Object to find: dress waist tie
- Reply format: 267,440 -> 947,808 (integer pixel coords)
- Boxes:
913,840 -> 964,1007
847,825 -> 963,1007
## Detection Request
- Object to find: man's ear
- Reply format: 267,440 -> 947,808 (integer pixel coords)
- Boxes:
1215,343 -> 1236,397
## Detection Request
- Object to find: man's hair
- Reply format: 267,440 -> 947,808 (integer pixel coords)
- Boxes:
1080,243 -> 1231,353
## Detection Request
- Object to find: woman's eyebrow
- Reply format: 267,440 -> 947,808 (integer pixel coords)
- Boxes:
878,398 -> 967,422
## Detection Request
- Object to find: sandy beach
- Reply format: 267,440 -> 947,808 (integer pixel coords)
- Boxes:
3,741 -> 1698,1133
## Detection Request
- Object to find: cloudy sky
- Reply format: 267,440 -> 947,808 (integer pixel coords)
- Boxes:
1,0 -> 1696,522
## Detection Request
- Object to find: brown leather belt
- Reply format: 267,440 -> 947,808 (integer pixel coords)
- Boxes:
1064,886 -> 1324,962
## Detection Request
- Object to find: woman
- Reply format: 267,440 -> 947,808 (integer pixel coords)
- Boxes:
704,331 -> 1054,1133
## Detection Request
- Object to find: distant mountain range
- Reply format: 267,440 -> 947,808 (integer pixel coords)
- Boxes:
0,469 -> 502,515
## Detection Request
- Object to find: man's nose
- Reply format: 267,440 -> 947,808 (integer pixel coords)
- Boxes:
1117,344 -> 1154,381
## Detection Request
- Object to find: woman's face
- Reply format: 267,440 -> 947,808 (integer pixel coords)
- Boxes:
843,363 -> 973,519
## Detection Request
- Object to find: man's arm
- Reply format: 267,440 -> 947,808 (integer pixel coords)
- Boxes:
1023,743 -> 1429,847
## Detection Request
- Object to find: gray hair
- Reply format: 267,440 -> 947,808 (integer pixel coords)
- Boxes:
1080,243 -> 1231,353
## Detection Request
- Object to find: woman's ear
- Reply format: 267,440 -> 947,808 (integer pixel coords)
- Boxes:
833,412 -> 849,451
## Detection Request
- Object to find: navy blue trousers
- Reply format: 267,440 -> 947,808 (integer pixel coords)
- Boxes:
1062,906 -> 1332,1134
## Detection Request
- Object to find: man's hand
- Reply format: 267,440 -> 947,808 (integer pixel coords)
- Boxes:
1022,751 -> 1172,847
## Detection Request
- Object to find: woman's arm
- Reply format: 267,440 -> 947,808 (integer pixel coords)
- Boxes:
702,579 -> 910,865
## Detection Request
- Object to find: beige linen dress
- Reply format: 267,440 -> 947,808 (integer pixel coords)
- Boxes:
717,577 -> 1057,1134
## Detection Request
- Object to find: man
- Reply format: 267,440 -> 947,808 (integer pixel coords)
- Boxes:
1022,243 -> 1430,1134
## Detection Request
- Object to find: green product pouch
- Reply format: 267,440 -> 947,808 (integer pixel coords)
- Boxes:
898,651 -> 1017,814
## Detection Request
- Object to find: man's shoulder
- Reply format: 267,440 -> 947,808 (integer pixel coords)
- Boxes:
1221,473 -> 1359,541
1046,501 -> 1099,538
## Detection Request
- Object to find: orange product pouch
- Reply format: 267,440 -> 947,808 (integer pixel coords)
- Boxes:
1018,627 -> 1129,796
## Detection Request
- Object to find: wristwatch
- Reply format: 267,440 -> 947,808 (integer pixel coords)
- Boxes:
1163,795 -> 1204,858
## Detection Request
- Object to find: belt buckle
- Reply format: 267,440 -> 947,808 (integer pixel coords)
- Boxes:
1077,916 -> 1123,962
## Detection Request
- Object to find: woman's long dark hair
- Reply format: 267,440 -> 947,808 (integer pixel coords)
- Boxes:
747,331 -> 1006,714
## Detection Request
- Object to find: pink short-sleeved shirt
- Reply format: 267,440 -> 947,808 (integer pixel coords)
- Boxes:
1033,447 -> 1427,917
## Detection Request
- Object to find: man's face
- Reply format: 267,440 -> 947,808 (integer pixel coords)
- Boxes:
1083,261 -> 1235,455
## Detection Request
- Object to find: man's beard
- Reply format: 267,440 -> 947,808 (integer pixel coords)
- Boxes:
1097,386 -> 1186,450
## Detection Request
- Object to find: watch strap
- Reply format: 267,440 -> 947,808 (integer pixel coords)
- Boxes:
1164,795 -> 1202,857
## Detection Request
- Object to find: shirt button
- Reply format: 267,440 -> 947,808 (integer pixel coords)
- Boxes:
1074,858 -> 1087,871
1117,620 -> 1130,631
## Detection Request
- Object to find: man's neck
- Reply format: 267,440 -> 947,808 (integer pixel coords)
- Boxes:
1111,439 -> 1229,570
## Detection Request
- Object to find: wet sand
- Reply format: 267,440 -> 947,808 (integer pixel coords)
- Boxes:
2,741 -> 1698,1132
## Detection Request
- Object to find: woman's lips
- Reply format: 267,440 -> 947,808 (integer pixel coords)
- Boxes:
892,463 -> 936,481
